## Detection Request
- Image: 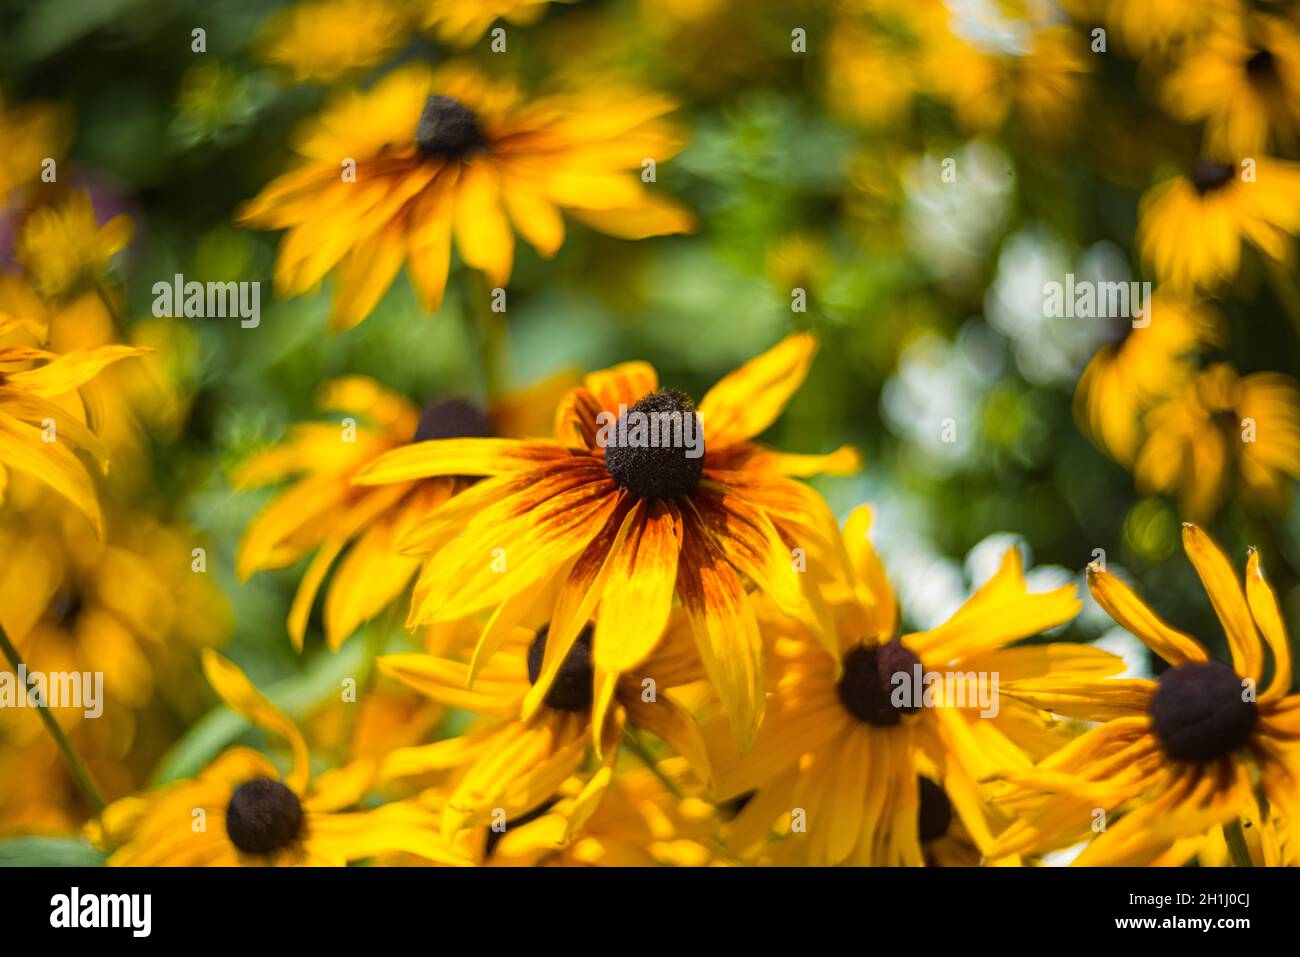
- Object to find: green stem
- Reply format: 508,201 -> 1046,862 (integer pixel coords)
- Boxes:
457,271 -> 508,401
1222,819 -> 1252,867
622,728 -> 682,800
0,622 -> 106,814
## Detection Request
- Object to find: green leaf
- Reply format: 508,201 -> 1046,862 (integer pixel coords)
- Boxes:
148,634 -> 371,786
0,836 -> 107,867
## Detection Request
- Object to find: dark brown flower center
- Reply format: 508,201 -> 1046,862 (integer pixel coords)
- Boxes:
917,776 -> 952,843
225,777 -> 304,855
1245,48 -> 1277,84
527,624 -> 594,712
602,389 -> 705,500
1149,661 -> 1257,762
49,588 -> 83,628
836,640 -> 922,727
1191,160 -> 1237,195
412,397 -> 493,443
415,95 -> 487,160
1213,408 -> 1243,444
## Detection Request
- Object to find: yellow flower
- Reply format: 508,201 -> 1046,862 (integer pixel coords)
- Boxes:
1138,157 -> 1300,291
236,372 -> 573,649
696,505 -> 1090,866
419,0 -> 570,47
238,62 -> 693,331
922,24 -> 1091,140
0,496 -> 230,747
824,0 -> 940,129
0,326 -> 146,535
1073,293 -> 1223,467
15,192 -> 133,300
1135,362 -> 1300,522
88,651 -> 470,866
352,334 -> 860,749
1163,11 -> 1300,157
0,95 -> 68,201
991,525 -> 1300,866
375,616 -> 707,837
257,0 -> 411,83
1101,0 -> 1222,56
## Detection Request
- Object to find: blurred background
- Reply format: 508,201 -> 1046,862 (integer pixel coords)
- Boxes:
2,0 -> 1300,850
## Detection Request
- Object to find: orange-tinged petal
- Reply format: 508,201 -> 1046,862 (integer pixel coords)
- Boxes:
521,500 -> 635,720
676,509 -> 765,752
582,361 -> 658,415
691,486 -> 804,615
409,466 -> 619,623
592,499 -> 682,673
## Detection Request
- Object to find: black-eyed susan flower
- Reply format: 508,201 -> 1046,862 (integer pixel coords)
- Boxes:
236,372 -> 572,650
238,62 -> 693,331
375,615 -> 708,837
1073,293 -> 1223,467
0,330 -> 145,535
1138,158 -> 1300,291
697,505 -> 1094,866
353,334 -> 860,748
256,0 -> 412,83
0,495 -> 230,749
1135,362 -> 1300,522
990,525 -> 1300,866
88,651 -> 470,866
1163,11 -> 1300,157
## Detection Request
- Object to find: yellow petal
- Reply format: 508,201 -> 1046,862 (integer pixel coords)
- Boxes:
352,438 -> 566,485
592,499 -> 682,673
201,650 -> 310,794
1182,523 -> 1264,681
3,345 -> 149,397
697,333 -> 817,446
1245,547 -> 1292,701
1085,563 -> 1208,666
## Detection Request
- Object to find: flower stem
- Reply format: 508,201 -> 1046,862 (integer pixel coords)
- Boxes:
0,621 -> 106,814
1222,819 -> 1252,867
458,270 -> 508,401
622,728 -> 683,800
